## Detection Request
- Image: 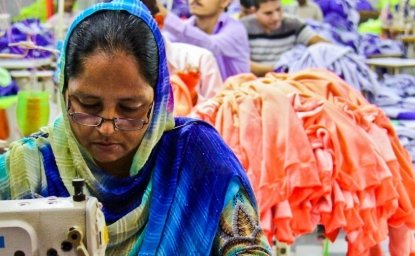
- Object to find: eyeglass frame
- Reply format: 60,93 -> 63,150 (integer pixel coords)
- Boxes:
66,98 -> 153,131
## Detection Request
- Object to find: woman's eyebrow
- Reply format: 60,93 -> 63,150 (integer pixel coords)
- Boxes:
70,92 -> 100,99
70,92 -> 151,103
118,95 -> 152,103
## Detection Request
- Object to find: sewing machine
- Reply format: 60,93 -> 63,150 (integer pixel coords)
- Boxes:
0,179 -> 108,256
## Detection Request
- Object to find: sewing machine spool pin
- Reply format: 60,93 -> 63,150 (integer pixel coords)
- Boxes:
72,178 -> 86,202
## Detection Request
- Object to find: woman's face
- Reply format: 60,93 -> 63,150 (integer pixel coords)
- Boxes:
66,51 -> 154,169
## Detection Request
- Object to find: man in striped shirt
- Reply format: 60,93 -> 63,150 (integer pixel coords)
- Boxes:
241,0 -> 327,76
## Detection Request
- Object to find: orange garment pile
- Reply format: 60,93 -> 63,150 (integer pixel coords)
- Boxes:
191,68 -> 415,256
170,70 -> 200,116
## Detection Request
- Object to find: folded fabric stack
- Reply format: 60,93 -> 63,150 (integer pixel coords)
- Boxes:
192,68 -> 415,256
375,74 -> 415,118
375,74 -> 415,166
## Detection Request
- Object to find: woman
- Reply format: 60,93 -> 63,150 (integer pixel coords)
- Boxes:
0,0 -> 271,254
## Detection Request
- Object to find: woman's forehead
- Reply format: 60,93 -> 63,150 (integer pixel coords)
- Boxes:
67,52 -> 154,100
73,52 -> 146,84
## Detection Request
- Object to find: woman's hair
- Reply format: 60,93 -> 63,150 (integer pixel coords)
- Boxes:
64,10 -> 159,90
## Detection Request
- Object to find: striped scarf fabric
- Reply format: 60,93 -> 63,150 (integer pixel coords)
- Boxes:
1,0 -> 257,254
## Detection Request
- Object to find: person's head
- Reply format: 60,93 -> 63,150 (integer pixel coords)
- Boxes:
64,0 -> 76,13
188,0 -> 231,18
63,9 -> 159,173
141,0 -> 159,16
240,0 -> 255,18
253,0 -> 283,32
297,0 -> 307,6
141,0 -> 165,28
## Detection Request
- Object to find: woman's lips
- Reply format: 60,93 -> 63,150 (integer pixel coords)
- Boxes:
93,142 -> 120,152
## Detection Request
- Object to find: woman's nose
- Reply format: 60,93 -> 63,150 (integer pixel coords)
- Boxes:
97,119 -> 116,135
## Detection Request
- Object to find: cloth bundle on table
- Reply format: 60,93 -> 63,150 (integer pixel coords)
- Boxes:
0,19 -> 54,59
374,74 -> 415,167
374,74 -> 415,119
0,0 -> 271,255
306,20 -> 404,58
274,43 -> 380,100
192,68 -> 415,256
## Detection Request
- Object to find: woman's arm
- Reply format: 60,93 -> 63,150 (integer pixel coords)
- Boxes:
212,183 -> 272,255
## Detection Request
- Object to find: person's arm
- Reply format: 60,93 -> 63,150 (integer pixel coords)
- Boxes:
250,61 -> 274,77
307,34 -> 330,46
157,1 -> 250,60
212,185 -> 272,255
295,22 -> 330,46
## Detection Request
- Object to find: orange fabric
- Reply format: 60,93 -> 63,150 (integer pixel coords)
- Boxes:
46,0 -> 54,19
281,69 -> 415,255
388,225 -> 413,256
192,69 -> 415,255
176,69 -> 200,105
0,109 -> 9,140
170,74 -> 193,116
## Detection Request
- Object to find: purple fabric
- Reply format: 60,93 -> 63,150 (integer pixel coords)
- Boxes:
0,81 -> 19,96
355,0 -> 374,11
307,20 -> 404,57
324,12 -> 355,31
274,43 -> 380,99
163,12 -> 250,80
314,0 -> 359,32
314,0 -> 347,18
0,19 -> 54,59
358,34 -> 404,57
374,74 -> 415,120
171,0 -> 190,18
397,112 -> 415,120
381,74 -> 415,97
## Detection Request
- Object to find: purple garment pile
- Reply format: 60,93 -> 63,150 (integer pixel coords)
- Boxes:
355,0 -> 374,11
0,81 -> 19,97
314,0 -> 360,31
382,74 -> 415,166
374,74 -> 415,119
307,20 -> 404,57
358,34 -> 404,57
394,124 -> 415,166
274,43 -> 380,99
0,19 -> 54,59
373,74 -> 415,165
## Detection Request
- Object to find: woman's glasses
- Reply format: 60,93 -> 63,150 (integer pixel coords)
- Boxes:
67,101 -> 153,131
